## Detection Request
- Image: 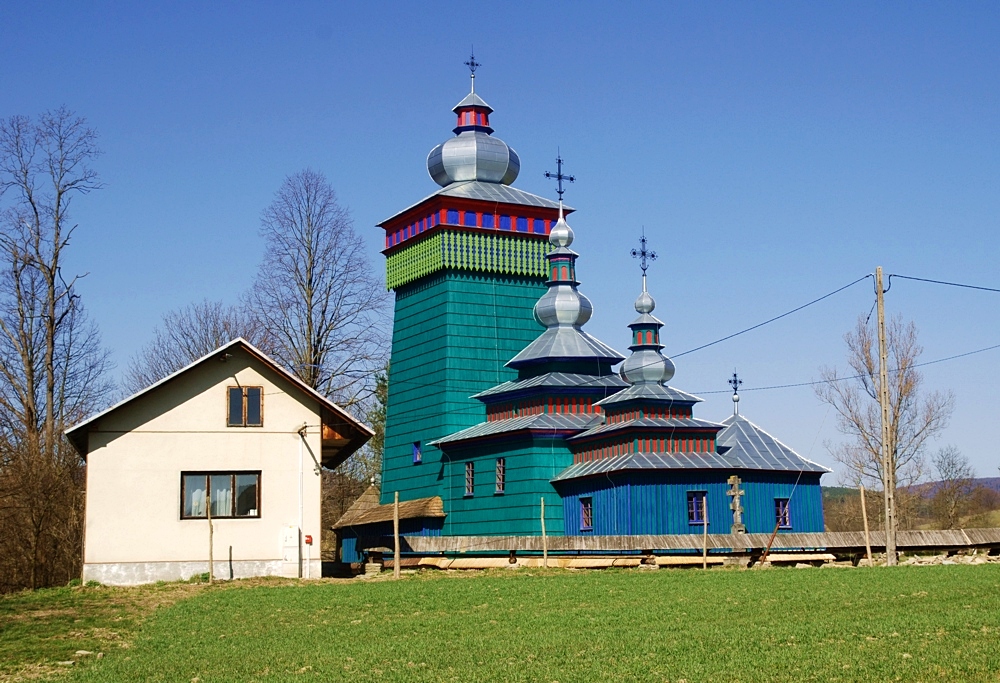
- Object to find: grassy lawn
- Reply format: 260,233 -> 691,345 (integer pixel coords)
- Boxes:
4,566 -> 1000,682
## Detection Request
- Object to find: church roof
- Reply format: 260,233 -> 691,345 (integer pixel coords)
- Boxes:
506,327 -> 624,368
594,383 -> 703,407
472,371 -> 626,399
430,412 -> 599,446
715,413 -> 831,474
568,415 -> 723,441
552,450 -> 754,481
378,180 -> 568,227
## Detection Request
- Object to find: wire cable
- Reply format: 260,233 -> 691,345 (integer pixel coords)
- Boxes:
889,273 -> 1000,294
671,275 -> 872,358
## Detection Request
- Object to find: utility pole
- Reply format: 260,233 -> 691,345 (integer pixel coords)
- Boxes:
875,266 -> 897,566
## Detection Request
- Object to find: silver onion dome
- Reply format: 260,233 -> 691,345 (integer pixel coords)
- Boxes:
548,209 -> 574,247
427,88 -> 520,187
532,208 -> 592,328
427,133 -> 520,186
620,287 -> 676,385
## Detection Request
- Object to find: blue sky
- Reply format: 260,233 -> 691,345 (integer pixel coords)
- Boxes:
3,2 -> 998,479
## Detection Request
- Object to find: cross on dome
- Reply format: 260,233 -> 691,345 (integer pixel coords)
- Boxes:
545,152 -> 576,203
729,371 -> 743,414
464,48 -> 481,91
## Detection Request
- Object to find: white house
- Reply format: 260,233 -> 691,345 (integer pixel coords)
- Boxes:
66,338 -> 372,585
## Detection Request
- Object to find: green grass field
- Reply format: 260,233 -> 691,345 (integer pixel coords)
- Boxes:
4,566 -> 1000,682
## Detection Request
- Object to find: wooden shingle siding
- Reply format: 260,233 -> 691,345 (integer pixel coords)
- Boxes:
381,272 -> 545,507
557,471 -> 825,536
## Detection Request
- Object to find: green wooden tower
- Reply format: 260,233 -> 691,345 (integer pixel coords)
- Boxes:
377,70 -> 568,506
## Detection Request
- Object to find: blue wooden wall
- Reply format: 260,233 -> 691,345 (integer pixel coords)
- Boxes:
339,518 -> 443,564
555,471 -> 824,536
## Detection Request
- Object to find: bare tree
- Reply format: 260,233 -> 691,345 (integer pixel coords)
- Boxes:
244,169 -> 388,407
929,446 -> 977,529
816,315 -> 953,529
123,299 -> 273,394
0,108 -> 112,591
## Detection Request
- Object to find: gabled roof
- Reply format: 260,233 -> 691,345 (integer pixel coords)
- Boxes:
333,488 -> 445,529
715,414 -> 831,474
378,180 -> 571,227
64,338 -> 373,469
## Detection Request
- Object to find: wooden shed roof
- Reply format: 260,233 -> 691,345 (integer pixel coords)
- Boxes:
333,487 -> 445,529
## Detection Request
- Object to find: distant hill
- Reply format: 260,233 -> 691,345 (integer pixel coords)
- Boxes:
824,478 -> 1000,499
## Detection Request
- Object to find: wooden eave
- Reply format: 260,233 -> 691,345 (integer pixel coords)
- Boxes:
333,494 -> 446,529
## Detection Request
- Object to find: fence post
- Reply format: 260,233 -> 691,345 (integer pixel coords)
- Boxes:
860,485 -> 873,567
541,497 -> 548,568
393,491 -> 400,580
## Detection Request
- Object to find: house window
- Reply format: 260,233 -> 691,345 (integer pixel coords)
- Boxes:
775,498 -> 791,528
495,458 -> 506,494
228,386 -> 262,427
465,462 -> 475,496
412,441 -> 422,464
580,497 -> 593,531
687,491 -> 707,525
182,472 -> 260,519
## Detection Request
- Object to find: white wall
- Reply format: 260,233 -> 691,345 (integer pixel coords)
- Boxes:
82,347 -> 324,584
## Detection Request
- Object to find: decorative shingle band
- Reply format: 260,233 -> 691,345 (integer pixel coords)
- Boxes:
386,231 -> 548,290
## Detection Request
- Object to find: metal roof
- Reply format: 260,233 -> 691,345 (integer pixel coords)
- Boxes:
715,413 -> 831,474
472,371 -> 627,399
552,451 -> 752,481
506,327 -> 624,368
431,413 -> 599,446
568,416 -> 723,440
595,383 -> 703,407
453,91 -> 493,112
378,180 -> 569,227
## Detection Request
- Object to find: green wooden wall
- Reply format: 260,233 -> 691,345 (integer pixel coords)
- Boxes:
380,270 -> 546,506
440,436 -> 572,536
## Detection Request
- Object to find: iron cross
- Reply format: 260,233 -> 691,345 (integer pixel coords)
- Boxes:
464,48 -> 481,75
545,152 -> 575,201
630,230 -> 657,274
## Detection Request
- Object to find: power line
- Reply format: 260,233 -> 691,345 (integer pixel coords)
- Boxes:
671,275 -> 872,358
692,341 -> 1000,395
889,274 -> 1000,294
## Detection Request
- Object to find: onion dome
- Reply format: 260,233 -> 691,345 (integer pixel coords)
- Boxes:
619,278 -> 676,385
506,204 -> 623,369
427,81 -> 520,187
533,207 -> 592,327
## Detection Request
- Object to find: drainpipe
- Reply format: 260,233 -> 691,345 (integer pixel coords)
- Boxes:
297,424 -> 307,579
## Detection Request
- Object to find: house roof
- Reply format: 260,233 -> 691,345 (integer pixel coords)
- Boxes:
715,413 -> 831,474
332,487 -> 446,529
553,413 -> 831,482
64,338 -> 373,469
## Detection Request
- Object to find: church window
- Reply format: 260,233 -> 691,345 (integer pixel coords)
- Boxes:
500,215 -> 511,230
412,441 -> 422,464
228,386 -> 262,427
533,218 -> 545,234
463,211 -> 477,227
580,497 -> 593,531
447,209 -> 459,224
482,213 -> 494,228
645,330 -> 653,344
775,499 -> 791,528
495,458 -> 506,494
687,491 -> 707,525
516,217 -> 528,232
465,462 -> 475,496
560,265 -> 569,280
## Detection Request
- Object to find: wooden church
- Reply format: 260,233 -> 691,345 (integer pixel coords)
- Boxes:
336,65 -> 829,562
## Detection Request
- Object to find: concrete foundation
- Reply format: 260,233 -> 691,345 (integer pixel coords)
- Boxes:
82,559 -> 322,586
